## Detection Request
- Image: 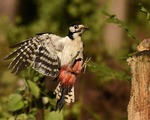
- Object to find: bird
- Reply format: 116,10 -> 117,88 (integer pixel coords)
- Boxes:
4,24 -> 89,111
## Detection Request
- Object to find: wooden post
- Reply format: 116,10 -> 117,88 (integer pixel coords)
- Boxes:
127,39 -> 150,120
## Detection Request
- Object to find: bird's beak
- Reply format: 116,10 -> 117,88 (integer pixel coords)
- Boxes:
83,27 -> 89,31
82,27 -> 89,31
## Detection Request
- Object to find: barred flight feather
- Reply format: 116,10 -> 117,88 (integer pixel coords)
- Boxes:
7,39 -> 39,74
33,45 -> 60,77
9,38 -> 33,48
4,33 -> 61,77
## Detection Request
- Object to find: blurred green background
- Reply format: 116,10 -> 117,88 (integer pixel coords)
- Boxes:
0,0 -> 150,120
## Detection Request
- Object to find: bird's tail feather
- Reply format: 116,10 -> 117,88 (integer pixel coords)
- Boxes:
54,83 -> 75,111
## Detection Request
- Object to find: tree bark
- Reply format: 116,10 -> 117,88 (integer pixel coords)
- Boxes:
127,51 -> 150,120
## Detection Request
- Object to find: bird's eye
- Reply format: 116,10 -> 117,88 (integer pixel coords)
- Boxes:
74,25 -> 78,29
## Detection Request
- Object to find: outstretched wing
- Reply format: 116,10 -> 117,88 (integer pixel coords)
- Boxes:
4,33 -> 64,77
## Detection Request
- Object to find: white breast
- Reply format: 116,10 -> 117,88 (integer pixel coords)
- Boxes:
58,36 -> 83,67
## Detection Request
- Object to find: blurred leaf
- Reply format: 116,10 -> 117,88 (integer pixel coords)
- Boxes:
44,111 -> 63,120
15,114 -> 28,120
88,61 -> 130,82
6,94 -> 24,112
28,114 -> 36,120
48,98 -> 56,108
27,80 -> 40,98
139,4 -> 150,20
102,11 -> 140,43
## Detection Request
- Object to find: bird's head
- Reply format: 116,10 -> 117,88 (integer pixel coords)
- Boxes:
68,24 -> 89,40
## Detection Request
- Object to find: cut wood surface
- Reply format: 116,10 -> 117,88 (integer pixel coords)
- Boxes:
127,39 -> 150,120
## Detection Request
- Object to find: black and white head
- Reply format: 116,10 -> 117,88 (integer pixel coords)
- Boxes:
68,24 -> 89,40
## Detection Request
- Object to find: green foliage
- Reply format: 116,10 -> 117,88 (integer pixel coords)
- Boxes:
44,111 -> 63,120
2,70 -> 58,119
102,11 -> 140,43
139,4 -> 150,20
5,94 -> 24,112
88,61 -> 130,84
27,80 -> 40,98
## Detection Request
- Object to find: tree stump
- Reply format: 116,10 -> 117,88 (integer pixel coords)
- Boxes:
127,39 -> 150,120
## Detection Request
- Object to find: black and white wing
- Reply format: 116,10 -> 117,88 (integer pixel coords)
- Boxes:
4,33 -> 64,77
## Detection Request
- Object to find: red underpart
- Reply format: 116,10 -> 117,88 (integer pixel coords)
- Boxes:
58,60 -> 83,86
71,60 -> 83,73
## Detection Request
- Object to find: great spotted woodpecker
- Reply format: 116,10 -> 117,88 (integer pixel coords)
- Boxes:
4,24 -> 89,110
